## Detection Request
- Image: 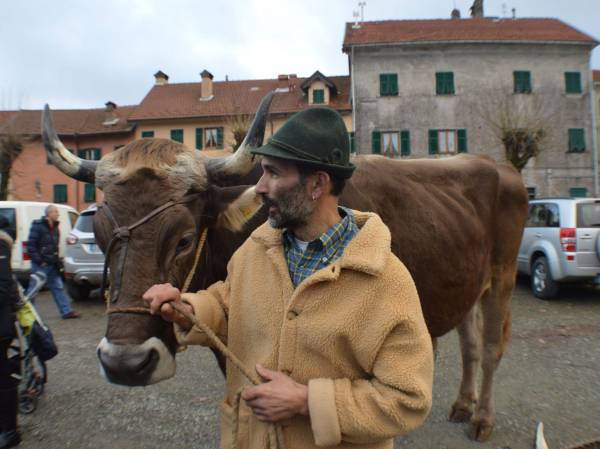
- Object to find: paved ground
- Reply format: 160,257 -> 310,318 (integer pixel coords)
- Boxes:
16,278 -> 600,449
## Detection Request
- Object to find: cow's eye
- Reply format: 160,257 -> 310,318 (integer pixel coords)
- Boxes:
175,236 -> 193,254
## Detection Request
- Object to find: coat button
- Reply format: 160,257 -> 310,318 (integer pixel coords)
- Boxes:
287,310 -> 298,320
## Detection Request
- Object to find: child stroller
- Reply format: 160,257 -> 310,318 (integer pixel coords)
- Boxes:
10,272 -> 49,414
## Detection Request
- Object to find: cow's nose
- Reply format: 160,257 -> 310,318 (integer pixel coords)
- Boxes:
98,346 -> 159,386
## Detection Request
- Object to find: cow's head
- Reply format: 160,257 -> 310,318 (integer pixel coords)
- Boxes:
42,93 -> 273,386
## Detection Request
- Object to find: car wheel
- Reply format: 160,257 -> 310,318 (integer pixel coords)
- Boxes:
66,280 -> 91,301
531,256 -> 559,300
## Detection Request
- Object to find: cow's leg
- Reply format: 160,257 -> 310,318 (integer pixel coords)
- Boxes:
468,274 -> 513,442
449,304 -> 481,423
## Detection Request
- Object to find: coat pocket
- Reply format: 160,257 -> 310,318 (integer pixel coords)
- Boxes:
219,399 -> 248,449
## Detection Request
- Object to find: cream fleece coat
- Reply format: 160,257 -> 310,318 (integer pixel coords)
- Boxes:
176,211 -> 433,449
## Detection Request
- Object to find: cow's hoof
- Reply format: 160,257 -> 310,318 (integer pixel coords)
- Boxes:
448,403 -> 472,422
467,419 -> 494,442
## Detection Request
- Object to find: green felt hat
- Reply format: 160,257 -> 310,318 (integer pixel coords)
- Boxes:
251,107 -> 355,179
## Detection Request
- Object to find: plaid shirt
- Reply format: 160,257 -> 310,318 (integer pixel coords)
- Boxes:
283,207 -> 359,288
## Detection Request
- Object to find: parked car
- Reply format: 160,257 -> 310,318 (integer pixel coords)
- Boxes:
64,204 -> 104,301
0,201 -> 78,286
517,197 -> 600,299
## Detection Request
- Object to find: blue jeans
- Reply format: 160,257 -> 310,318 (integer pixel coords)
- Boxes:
29,263 -> 73,318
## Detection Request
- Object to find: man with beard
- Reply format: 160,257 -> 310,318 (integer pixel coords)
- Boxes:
144,108 -> 433,449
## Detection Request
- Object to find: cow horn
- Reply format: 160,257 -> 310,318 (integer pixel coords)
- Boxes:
535,422 -> 550,449
42,104 -> 98,183
206,91 -> 274,180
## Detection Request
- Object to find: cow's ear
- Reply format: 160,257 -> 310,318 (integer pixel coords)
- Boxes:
207,185 -> 262,232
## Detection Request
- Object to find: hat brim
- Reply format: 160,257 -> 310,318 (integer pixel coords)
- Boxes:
251,143 -> 356,179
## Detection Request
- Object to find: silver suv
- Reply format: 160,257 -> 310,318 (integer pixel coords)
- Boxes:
64,205 -> 104,301
517,198 -> 600,299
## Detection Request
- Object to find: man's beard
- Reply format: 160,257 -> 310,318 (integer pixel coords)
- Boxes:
261,182 -> 315,229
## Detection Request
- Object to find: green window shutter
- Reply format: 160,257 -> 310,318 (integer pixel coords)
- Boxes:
170,129 -> 184,143
428,130 -> 439,155
389,74 -> 398,95
93,148 -> 101,160
141,130 -> 154,138
568,129 -> 585,152
436,72 -> 454,95
514,71 -> 532,93
457,129 -> 468,153
53,184 -> 67,204
400,130 -> 410,156
436,73 -> 443,95
569,187 -> 587,198
84,183 -> 96,203
446,72 -> 455,94
195,128 -> 203,150
380,74 -> 388,96
379,74 -> 397,96
313,89 -> 325,104
216,127 -> 224,149
349,132 -> 356,153
565,72 -> 582,94
372,130 -> 381,154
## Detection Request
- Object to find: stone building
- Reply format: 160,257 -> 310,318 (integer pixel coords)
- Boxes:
343,16 -> 599,197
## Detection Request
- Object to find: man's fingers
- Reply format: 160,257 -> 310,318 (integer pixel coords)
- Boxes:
255,364 -> 278,381
241,386 -> 261,401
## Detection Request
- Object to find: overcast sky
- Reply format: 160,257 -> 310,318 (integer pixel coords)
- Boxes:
1,0 -> 598,110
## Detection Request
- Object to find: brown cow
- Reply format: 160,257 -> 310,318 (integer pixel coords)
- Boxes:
42,93 -> 528,441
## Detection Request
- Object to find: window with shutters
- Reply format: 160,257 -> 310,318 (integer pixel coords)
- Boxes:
78,148 -> 101,160
313,89 -> 325,104
141,130 -> 154,138
379,74 -> 398,96
514,71 -> 532,94
568,128 -> 585,153
435,72 -> 455,95
84,183 -> 96,203
565,72 -> 582,94
205,127 -> 224,149
371,131 -> 410,157
382,132 -> 399,157
170,129 -> 184,143
570,187 -> 587,198
53,184 -> 68,204
429,129 -> 467,155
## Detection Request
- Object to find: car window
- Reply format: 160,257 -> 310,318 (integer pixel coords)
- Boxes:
545,204 -> 560,227
577,203 -> 600,227
75,213 -> 95,233
68,211 -> 79,228
0,208 -> 16,239
526,203 -> 559,227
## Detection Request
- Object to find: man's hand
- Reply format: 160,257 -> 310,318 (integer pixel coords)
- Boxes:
142,283 -> 193,331
241,365 -> 309,422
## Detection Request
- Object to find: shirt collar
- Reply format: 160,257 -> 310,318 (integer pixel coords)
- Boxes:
283,207 -> 353,251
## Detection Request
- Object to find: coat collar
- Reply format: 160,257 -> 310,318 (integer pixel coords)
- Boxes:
250,210 -> 391,276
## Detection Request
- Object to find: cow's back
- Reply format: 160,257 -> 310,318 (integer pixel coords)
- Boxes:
341,154 -> 526,337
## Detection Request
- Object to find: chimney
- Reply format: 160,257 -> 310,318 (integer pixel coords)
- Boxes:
201,69 -> 214,100
154,70 -> 169,85
451,8 -> 461,19
103,101 -> 119,126
512,7 -> 516,19
470,0 -> 484,18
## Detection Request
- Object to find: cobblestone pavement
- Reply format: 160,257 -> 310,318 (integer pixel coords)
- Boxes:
16,278 -> 600,449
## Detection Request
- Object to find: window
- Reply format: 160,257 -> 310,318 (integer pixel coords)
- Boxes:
170,129 -> 184,143
526,187 -> 537,199
348,132 -> 356,153
568,129 -> 585,153
84,183 -> 96,203
77,148 -> 101,160
514,71 -> 532,94
379,74 -> 398,96
382,132 -> 399,157
141,130 -> 154,138
0,208 -> 16,239
429,129 -> 467,155
53,184 -> 68,204
526,203 -> 559,228
195,128 -> 203,150
436,72 -> 455,95
371,130 -> 410,157
565,72 -> 582,94
205,127 -> 224,149
577,202 -> 600,227
570,187 -> 587,198
313,89 -> 325,104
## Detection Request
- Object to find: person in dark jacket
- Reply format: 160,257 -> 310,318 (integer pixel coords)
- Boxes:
0,215 -> 22,448
26,205 -> 80,319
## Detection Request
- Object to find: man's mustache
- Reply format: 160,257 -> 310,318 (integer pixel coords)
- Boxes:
260,194 -> 278,208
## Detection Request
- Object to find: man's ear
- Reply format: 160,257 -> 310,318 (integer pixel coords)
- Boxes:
206,185 -> 263,232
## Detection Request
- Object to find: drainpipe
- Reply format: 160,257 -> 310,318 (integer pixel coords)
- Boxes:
351,46 -> 357,152
589,66 -> 599,196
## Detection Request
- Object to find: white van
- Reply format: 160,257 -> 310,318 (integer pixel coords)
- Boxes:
0,201 -> 79,284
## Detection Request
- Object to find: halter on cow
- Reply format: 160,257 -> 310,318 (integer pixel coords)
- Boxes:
42,93 -> 528,442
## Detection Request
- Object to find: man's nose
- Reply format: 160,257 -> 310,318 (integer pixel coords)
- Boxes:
255,174 -> 267,194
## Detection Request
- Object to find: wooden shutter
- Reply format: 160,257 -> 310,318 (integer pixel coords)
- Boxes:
217,127 -> 224,149
53,184 -> 67,204
195,128 -> 203,150
400,130 -> 410,156
568,129 -> 585,152
436,73 -> 443,95
141,130 -> 154,138
84,183 -> 96,203
389,74 -> 398,95
565,72 -> 582,94
170,129 -> 183,143
372,130 -> 381,154
428,130 -> 438,155
457,129 -> 467,153
380,74 -> 388,96
93,148 -> 101,160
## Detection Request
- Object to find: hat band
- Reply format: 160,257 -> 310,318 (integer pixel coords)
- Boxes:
269,137 -> 332,164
